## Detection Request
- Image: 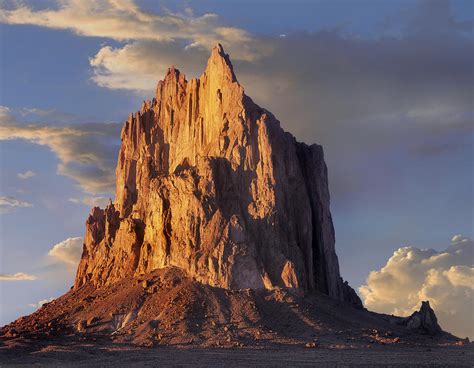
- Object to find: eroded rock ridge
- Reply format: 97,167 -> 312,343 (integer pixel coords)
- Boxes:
75,44 -> 357,304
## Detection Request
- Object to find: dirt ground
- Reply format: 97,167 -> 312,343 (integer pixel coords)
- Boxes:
1,340 -> 472,367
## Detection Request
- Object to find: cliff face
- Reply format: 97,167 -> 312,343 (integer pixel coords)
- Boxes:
75,44 -> 353,302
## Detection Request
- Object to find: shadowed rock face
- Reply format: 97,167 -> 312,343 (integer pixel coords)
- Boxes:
405,301 -> 442,336
74,44 -> 357,303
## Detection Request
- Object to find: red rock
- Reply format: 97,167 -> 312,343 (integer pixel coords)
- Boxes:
74,44 -> 359,305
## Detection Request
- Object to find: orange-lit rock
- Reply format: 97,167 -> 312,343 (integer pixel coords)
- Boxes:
75,44 -> 356,303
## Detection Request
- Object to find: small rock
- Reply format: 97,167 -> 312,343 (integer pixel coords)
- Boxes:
145,341 -> 154,347
77,320 -> 87,332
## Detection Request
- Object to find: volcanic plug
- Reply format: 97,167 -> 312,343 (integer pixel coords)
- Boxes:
75,44 -> 358,304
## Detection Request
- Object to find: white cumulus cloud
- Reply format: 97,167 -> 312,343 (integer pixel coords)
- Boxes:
0,272 -> 37,281
48,237 -> 84,267
359,235 -> 474,340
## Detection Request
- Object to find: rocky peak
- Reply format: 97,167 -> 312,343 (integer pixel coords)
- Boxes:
204,43 -> 238,83
74,44 -> 361,307
405,301 -> 442,335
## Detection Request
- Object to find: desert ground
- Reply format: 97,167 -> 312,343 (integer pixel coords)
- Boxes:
0,341 -> 472,367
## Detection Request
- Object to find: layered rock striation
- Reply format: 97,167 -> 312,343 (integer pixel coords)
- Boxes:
75,44 -> 357,303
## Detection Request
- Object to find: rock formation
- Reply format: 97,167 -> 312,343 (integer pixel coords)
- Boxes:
403,301 -> 442,335
2,46 -> 464,360
74,44 -> 358,304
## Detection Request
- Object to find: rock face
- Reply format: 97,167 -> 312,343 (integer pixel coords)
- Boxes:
404,301 -> 442,335
75,44 -> 358,303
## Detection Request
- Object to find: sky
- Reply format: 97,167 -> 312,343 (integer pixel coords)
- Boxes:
0,0 -> 472,339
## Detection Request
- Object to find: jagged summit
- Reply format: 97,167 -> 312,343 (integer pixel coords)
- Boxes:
74,44 -> 360,306
205,43 -> 238,82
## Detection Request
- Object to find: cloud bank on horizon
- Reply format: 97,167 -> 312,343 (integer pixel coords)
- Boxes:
360,235 -> 474,340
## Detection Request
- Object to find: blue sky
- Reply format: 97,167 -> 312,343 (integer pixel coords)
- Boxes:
0,0 -> 472,337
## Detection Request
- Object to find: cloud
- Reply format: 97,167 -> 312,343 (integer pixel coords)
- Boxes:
0,272 -> 37,281
0,0 -> 269,62
16,107 -> 88,124
359,235 -> 474,340
26,26 -> 474,209
89,41 -> 208,92
76,3 -> 473,206
48,237 -> 83,267
17,170 -> 36,179
0,1 -> 471,206
0,196 -> 33,214
28,297 -> 54,309
68,196 -> 110,208
0,109 -> 120,194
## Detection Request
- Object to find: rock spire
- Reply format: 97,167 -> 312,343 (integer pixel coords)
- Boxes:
75,44 -> 358,304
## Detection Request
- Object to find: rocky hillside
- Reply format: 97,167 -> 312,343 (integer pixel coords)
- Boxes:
0,268 -> 458,350
75,44 -> 359,304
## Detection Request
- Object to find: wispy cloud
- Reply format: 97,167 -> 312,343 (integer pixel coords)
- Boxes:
0,108 -> 120,195
359,235 -> 474,340
68,196 -> 110,208
0,272 -> 37,281
0,196 -> 33,214
48,237 -> 83,267
0,0 -> 269,62
17,170 -> 36,179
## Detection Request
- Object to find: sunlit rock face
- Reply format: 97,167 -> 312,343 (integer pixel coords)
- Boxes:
75,44 -> 353,302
